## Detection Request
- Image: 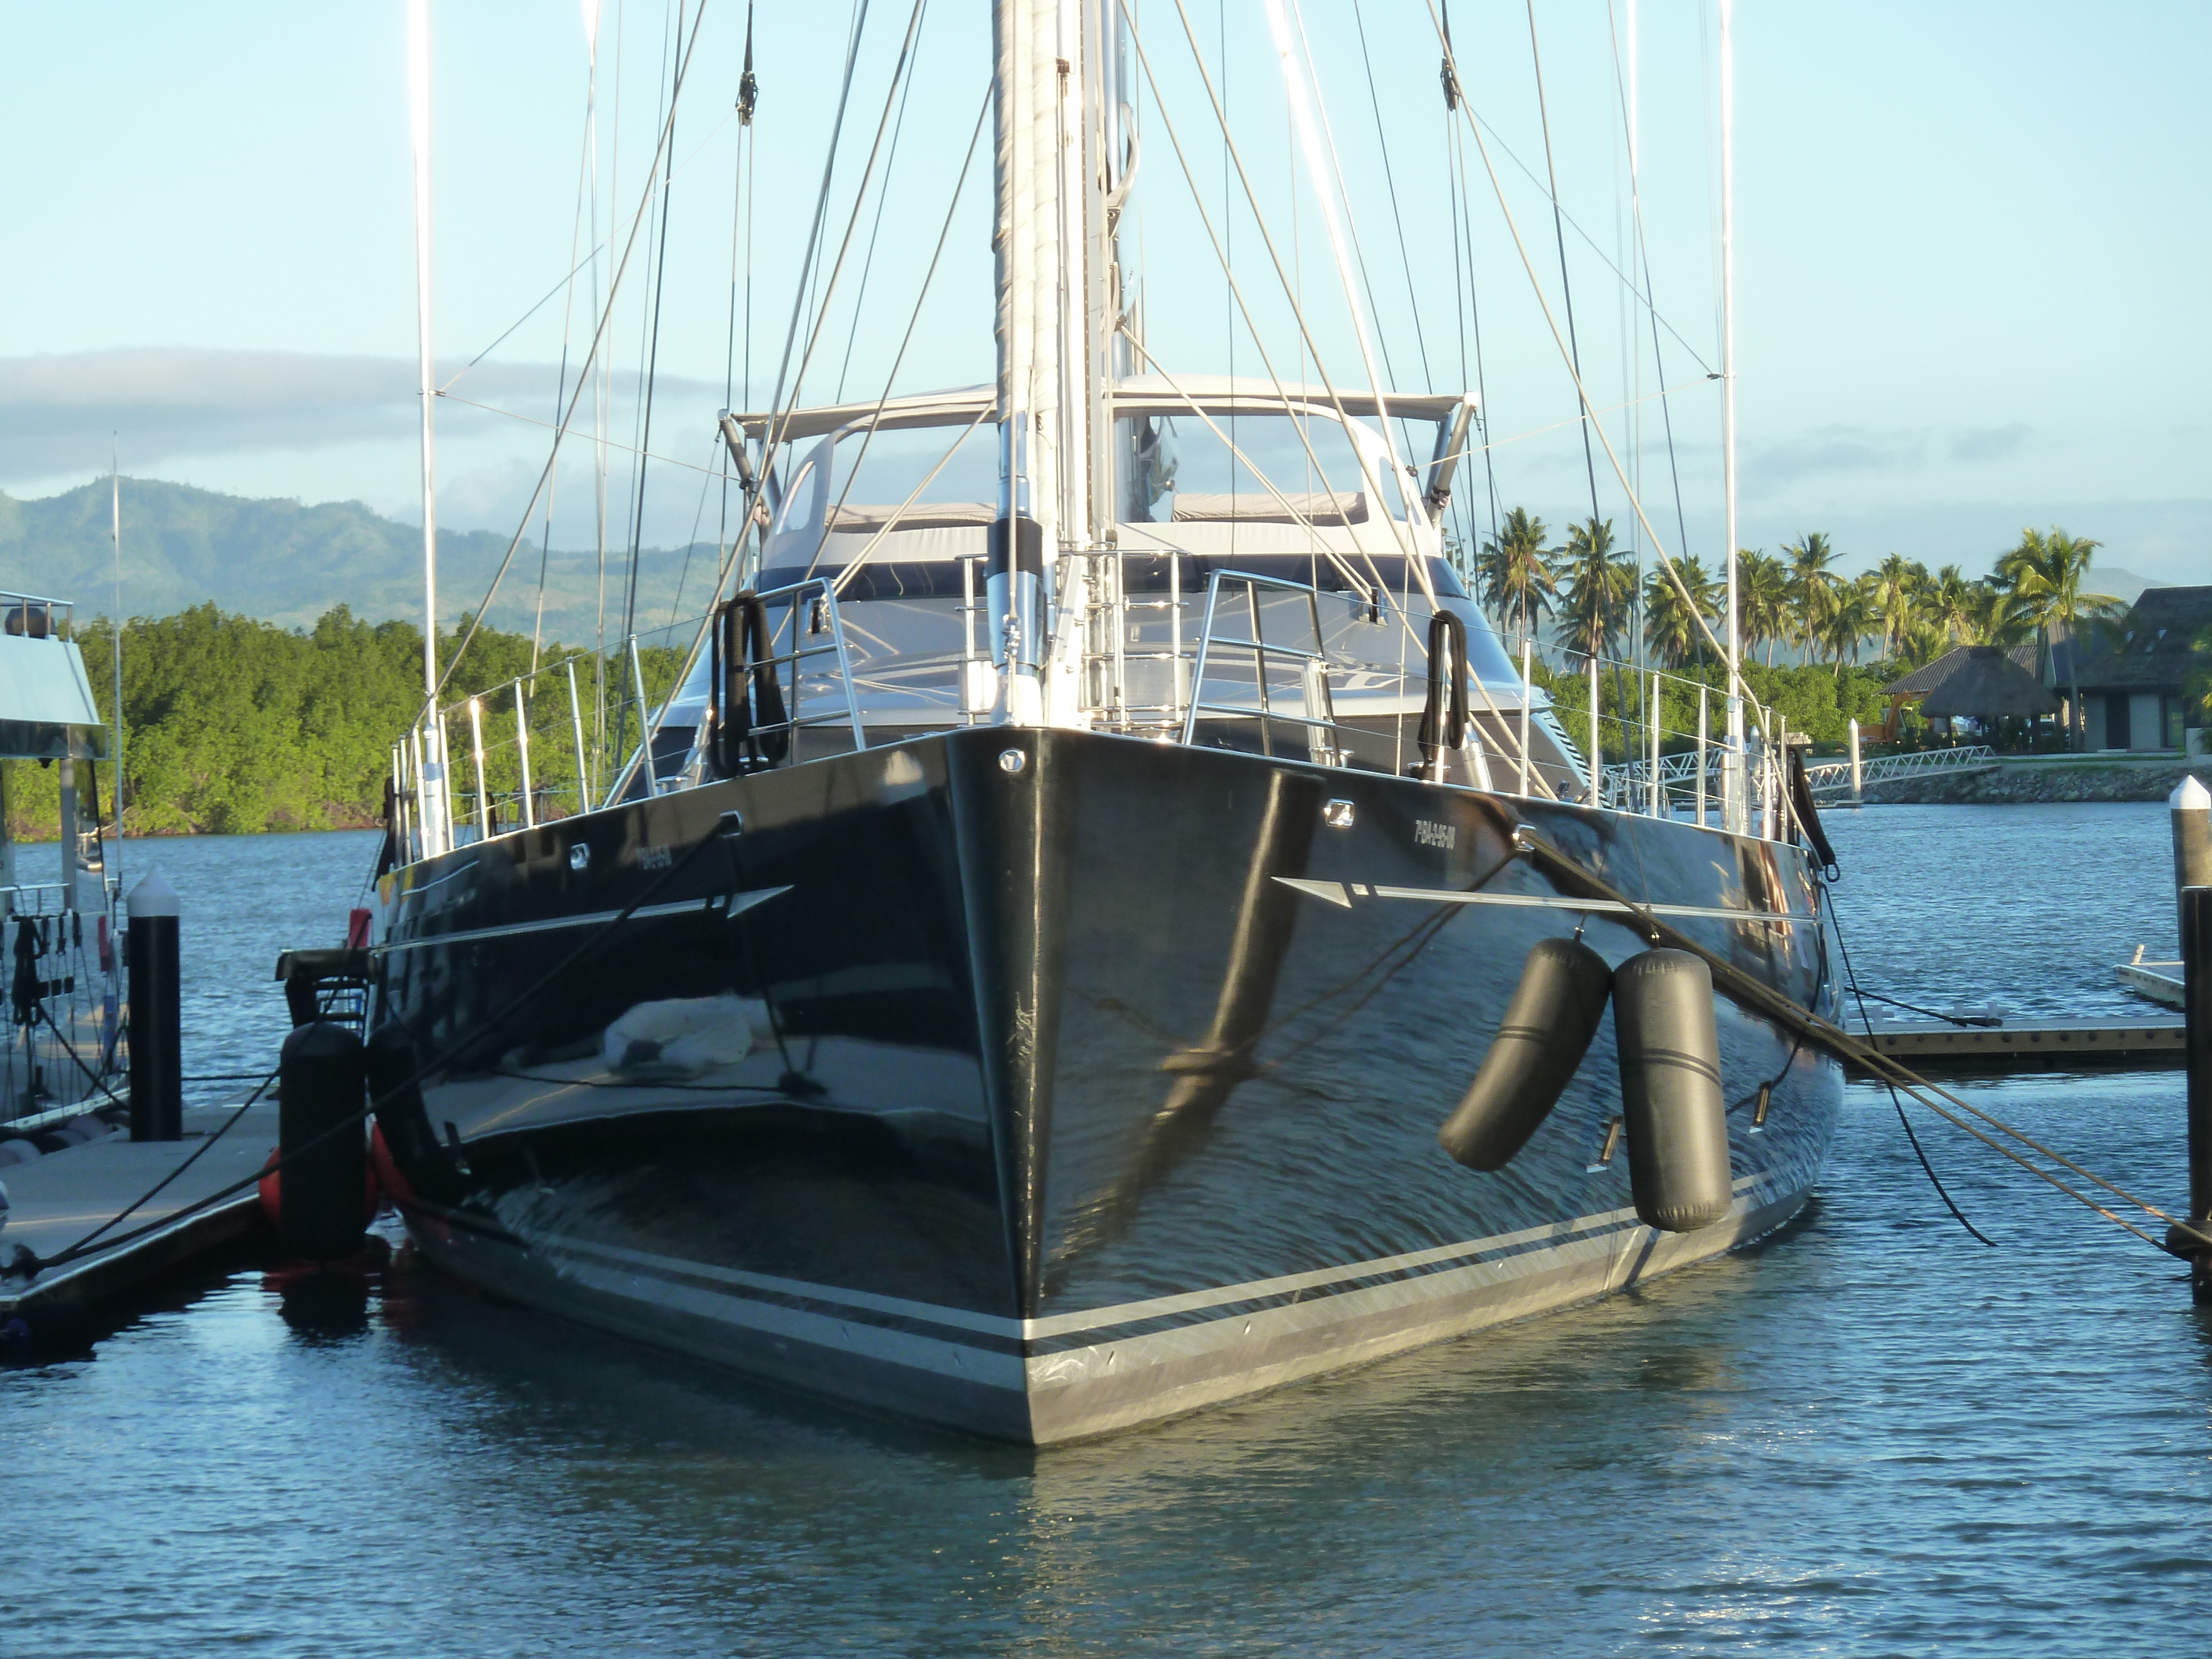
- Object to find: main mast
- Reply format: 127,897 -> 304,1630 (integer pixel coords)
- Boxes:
990,0 -> 1055,724
992,0 -> 1113,728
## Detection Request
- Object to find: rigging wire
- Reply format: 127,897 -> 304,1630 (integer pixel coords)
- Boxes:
1440,8 -> 1502,585
1348,0 -> 1434,395
531,39 -> 612,677
717,0 -> 757,566
833,0 -> 929,403
750,0 -> 875,455
1617,11 -> 1700,650
1140,0 -> 1425,584
1524,1 -> 1604,548
1287,0 -> 1404,397
1601,0 -> 1698,681
411,1 -> 709,725
1112,12 -> 1406,599
601,0 -> 945,802
1519,831 -> 2189,1257
759,0 -> 928,455
795,84 -> 993,595
618,0 -> 688,701
1422,0 -> 1773,745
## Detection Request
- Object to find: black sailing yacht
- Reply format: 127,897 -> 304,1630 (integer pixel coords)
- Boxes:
366,0 -> 1839,1443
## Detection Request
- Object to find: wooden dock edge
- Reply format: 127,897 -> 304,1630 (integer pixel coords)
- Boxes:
1850,1018 -> 2185,1076
1,1191 -> 265,1319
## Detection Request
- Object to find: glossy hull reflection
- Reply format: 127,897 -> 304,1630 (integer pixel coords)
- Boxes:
375,727 -> 1841,1444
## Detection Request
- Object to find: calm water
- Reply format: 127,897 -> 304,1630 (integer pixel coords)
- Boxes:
4,805 -> 2206,1656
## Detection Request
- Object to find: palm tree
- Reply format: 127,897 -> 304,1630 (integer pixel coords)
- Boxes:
1473,507 -> 1555,648
1923,564 -> 1977,649
1643,556 -> 1717,670
1738,550 -> 1791,666
1975,577 -> 2035,648
1823,578 -> 1878,678
1783,533 -> 1841,664
1997,526 -> 2117,749
1867,553 -> 1921,662
1557,518 -> 1635,663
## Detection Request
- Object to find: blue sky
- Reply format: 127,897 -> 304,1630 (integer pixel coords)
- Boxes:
2,1 -> 2204,593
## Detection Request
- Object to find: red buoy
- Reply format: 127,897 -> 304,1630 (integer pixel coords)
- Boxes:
257,1146 -> 379,1238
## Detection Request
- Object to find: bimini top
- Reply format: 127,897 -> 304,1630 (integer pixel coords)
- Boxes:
0,593 -> 107,760
727,377 -> 1477,443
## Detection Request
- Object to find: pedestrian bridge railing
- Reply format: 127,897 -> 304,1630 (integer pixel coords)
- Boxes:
1799,745 -> 1996,797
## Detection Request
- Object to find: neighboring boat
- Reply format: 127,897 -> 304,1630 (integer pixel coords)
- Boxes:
368,0 -> 1839,1443
0,589 -> 124,1131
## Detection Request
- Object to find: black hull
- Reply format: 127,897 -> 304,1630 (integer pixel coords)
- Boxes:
374,728 -> 1840,1443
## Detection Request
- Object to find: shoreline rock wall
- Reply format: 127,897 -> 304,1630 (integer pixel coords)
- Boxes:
1864,760 -> 2212,805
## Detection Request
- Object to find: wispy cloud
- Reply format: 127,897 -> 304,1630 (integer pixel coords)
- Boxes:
0,347 -> 718,483
1947,424 -> 2030,462
1747,426 -> 1926,491
1745,421 -> 2043,494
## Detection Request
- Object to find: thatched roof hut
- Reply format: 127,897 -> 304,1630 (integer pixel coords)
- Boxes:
1890,644 -> 2060,721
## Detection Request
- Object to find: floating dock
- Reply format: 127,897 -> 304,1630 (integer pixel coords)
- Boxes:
1853,1015 -> 2185,1076
0,1100 -> 274,1324
2119,959 -> 2185,1010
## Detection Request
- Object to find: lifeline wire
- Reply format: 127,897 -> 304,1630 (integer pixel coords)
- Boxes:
11,828 -> 736,1279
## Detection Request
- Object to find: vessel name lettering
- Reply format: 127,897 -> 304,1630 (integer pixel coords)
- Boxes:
638,844 -> 674,871
1415,820 -> 1457,850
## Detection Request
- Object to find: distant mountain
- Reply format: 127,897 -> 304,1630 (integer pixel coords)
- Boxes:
0,476 -> 714,645
2089,567 -> 2172,607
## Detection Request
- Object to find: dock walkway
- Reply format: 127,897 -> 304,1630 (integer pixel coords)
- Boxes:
1853,1016 -> 2184,1075
0,1101 -> 275,1321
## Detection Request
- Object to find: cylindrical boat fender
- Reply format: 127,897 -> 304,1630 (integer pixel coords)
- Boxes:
1439,935 -> 1614,1170
276,1020 -> 371,1261
1614,948 -> 1734,1233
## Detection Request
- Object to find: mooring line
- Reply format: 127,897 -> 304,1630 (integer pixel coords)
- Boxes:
1512,827 -> 2185,1256
1825,888 -> 1996,1246
9,825 -> 739,1281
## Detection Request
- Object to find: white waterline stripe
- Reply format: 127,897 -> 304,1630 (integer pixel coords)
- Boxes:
528,1172 -> 1770,1344
1277,877 -> 1808,928
378,886 -> 790,953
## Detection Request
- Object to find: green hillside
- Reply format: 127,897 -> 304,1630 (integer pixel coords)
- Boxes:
0,476 -> 720,645
5,606 -> 684,839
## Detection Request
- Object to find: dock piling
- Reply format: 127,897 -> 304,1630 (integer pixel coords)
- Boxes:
125,869 -> 181,1142
2184,885 -> 2212,1301
58,754 -> 79,912
2174,777 -> 2211,936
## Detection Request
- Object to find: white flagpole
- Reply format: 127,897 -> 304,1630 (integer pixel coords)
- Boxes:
1719,0 -> 1746,834
109,440 -> 124,874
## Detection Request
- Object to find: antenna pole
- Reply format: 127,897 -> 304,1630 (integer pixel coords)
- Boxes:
1718,0 -> 1746,834
408,0 -> 448,854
